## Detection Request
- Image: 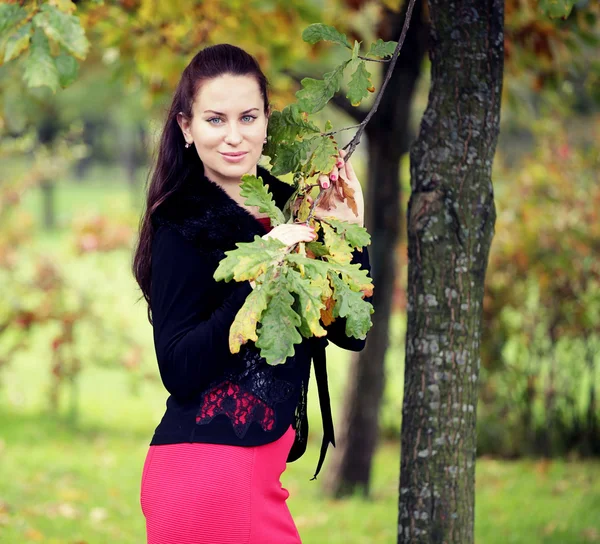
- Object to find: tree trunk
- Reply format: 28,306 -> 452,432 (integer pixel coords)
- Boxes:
74,119 -> 96,181
40,180 -> 56,230
584,336 -> 600,455
398,1 -> 503,542
323,0 -> 429,498
37,113 -> 59,230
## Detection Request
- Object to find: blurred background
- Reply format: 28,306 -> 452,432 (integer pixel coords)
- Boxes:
0,0 -> 599,543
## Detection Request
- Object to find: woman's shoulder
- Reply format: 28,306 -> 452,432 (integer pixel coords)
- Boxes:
153,223 -> 187,249
152,224 -> 211,267
150,224 -> 222,302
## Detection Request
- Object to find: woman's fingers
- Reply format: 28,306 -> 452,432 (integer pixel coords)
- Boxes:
264,224 -> 316,246
336,149 -> 351,183
336,156 -> 347,181
341,150 -> 356,181
318,150 -> 349,190
330,164 -> 338,182
291,225 -> 317,243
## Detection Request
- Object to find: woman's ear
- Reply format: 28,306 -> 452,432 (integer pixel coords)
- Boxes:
176,112 -> 192,144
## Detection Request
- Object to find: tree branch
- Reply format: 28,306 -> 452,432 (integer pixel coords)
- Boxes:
308,0 -> 419,220
340,0 -> 418,162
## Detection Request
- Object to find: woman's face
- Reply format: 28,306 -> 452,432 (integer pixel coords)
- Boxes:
177,74 -> 268,187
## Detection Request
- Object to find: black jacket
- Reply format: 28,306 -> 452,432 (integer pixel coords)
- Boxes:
149,161 -> 373,479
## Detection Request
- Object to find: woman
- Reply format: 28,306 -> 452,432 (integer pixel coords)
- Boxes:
132,44 -> 373,544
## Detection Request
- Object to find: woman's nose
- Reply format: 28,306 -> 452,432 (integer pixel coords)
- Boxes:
224,124 -> 243,144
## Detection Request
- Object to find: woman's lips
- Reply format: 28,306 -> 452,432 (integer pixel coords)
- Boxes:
221,152 -> 248,162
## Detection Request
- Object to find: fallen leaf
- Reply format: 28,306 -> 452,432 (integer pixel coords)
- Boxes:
542,520 -> 558,535
46,502 -> 80,519
551,479 -> 570,495
24,528 -> 44,541
534,458 -> 552,475
582,527 -> 600,542
89,507 -> 108,523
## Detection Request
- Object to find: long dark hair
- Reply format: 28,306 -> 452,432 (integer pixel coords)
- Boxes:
132,44 -> 271,324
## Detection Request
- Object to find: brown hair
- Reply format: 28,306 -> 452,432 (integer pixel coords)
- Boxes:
131,44 -> 271,324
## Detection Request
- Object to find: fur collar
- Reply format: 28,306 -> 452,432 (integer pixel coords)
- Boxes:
151,162 -> 295,257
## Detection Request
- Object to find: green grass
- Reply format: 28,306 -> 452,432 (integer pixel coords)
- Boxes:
2,170 -> 600,543
2,401 -> 600,543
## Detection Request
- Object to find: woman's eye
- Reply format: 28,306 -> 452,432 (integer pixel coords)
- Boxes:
208,116 -> 256,125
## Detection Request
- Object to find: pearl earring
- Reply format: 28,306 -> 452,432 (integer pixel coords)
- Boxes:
185,142 -> 191,148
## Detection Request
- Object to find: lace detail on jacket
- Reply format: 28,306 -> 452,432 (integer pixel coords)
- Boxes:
195,343 -> 296,438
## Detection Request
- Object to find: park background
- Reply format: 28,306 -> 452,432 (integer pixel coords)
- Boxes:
0,0 -> 599,543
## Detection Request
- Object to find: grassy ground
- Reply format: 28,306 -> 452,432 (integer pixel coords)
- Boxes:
2,398 -> 600,544
1,169 -> 600,542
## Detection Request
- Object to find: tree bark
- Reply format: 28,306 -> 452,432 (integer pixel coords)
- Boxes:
398,1 -> 503,542
323,0 -> 429,498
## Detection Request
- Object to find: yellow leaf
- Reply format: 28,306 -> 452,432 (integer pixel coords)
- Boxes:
24,528 -> 44,541
229,286 -> 269,353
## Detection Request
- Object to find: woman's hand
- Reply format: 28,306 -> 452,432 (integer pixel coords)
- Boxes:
249,223 -> 317,288
262,223 -> 317,246
314,149 -> 365,226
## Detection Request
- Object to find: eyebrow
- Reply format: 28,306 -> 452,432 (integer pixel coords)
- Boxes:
203,108 -> 260,115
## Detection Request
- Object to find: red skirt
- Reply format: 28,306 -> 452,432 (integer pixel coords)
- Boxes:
140,424 -> 301,543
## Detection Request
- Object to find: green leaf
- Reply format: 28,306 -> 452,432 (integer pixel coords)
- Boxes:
285,268 -> 327,337
229,283 -> 270,353
269,139 -> 312,176
214,235 -> 286,283
55,53 -> 78,87
286,253 -> 331,279
302,23 -> 351,48
33,4 -> 89,59
351,40 -> 360,61
538,0 -> 575,18
295,193 -> 310,224
256,274 -> 302,365
325,217 -> 371,248
321,222 -> 354,264
305,241 -> 329,257
268,103 -> 320,143
366,38 -> 397,58
329,273 -> 373,339
346,60 -> 373,107
23,28 -> 59,92
0,4 -> 27,41
263,104 -> 320,160
309,135 -> 338,175
292,295 -> 313,338
3,22 -> 32,63
296,60 -> 350,114
310,273 -> 333,303
281,103 -> 321,134
239,174 -> 285,226
328,259 -> 373,294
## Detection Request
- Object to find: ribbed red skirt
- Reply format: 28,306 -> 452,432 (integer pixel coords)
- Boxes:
140,424 -> 301,544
